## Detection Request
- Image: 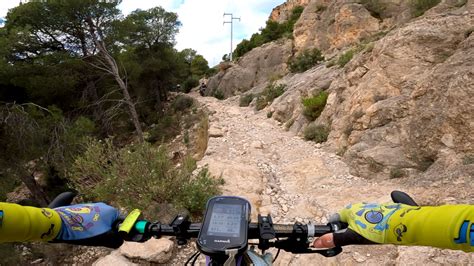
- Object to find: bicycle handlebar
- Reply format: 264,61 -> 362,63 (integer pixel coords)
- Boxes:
119,214 -> 345,257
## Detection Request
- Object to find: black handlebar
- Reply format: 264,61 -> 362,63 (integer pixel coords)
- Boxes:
122,214 -> 344,257
144,222 -> 334,238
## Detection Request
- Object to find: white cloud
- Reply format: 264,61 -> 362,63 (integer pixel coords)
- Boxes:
0,1 -> 20,21
172,0 -> 286,66
0,0 -> 286,66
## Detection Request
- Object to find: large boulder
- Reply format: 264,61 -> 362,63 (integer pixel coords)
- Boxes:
293,1 -> 381,54
207,39 -> 293,98
119,238 -> 175,264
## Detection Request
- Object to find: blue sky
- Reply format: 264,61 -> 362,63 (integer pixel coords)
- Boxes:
0,0 -> 286,66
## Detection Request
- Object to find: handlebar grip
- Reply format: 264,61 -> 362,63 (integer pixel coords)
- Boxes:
48,192 -> 76,208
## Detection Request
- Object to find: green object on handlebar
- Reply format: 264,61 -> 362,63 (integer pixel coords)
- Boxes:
119,209 -> 141,234
134,220 -> 147,234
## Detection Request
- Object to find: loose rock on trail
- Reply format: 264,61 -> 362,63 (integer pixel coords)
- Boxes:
192,93 -> 474,265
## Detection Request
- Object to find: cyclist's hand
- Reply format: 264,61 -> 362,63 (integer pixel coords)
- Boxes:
314,202 -> 411,248
52,203 -> 123,248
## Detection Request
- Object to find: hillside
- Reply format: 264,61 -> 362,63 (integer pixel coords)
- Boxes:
207,0 -> 474,181
93,2 -> 473,262
93,89 -> 473,265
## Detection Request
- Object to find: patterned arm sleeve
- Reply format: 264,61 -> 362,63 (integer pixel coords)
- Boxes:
386,205 -> 474,252
0,202 -> 62,242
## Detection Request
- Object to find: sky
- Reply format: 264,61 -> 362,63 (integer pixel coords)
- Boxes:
0,0 -> 287,66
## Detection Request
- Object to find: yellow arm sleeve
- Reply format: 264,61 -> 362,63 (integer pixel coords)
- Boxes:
0,202 -> 62,242
387,205 -> 474,252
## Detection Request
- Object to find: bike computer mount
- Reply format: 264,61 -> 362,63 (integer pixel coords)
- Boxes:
197,196 -> 251,257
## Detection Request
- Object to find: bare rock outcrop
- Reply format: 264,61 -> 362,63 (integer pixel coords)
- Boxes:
207,39 -> 293,97
320,5 -> 474,178
206,0 -> 473,180
268,65 -> 341,134
294,0 -> 381,54
270,0 -> 311,23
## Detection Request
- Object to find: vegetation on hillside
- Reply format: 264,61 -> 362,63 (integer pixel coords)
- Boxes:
302,91 -> 329,121
68,140 -> 223,214
288,48 -> 324,73
239,83 -> 286,110
233,6 -> 304,59
304,124 -> 329,143
410,0 -> 442,17
0,1 -> 219,212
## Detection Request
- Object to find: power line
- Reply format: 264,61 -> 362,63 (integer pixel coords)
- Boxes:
223,13 -> 240,61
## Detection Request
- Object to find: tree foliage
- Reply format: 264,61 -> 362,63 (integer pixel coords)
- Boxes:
233,6 -> 304,59
0,1 -> 210,205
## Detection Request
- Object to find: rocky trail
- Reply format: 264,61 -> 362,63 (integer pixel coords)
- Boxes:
94,92 -> 472,265
190,93 -> 473,265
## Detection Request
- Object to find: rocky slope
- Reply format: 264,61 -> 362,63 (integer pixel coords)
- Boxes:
93,92 -> 473,265
207,0 -> 474,180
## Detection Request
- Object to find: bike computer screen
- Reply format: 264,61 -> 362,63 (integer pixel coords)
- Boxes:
197,196 -> 251,256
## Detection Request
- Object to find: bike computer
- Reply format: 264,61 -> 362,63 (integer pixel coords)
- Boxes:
197,196 -> 251,256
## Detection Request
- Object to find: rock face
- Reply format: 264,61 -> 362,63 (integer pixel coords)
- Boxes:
322,7 -> 474,178
270,0 -> 311,23
294,0 -> 381,54
207,39 -> 293,98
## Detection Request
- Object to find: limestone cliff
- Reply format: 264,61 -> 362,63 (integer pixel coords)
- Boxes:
270,0 -> 311,23
207,39 -> 293,98
206,0 -> 473,180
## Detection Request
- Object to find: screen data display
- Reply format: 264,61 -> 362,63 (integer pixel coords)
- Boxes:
207,203 -> 242,237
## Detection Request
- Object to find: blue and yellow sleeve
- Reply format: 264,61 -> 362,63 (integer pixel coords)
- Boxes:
340,203 -> 474,252
386,205 -> 474,252
0,202 -> 62,242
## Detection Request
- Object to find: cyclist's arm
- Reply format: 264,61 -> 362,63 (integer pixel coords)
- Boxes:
0,202 -> 62,242
315,204 -> 474,252
385,205 -> 474,252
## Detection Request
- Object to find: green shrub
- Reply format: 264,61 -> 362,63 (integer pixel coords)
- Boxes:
465,28 -> 474,38
234,6 -> 305,59
336,147 -> 348,156
255,96 -> 267,111
304,124 -> 329,143
183,130 -> 190,146
267,111 -> 273,118
302,91 -> 329,121
417,156 -> 436,171
263,84 -> 286,102
463,154 -> 474,165
213,90 -> 225,100
147,114 -> 180,143
177,167 -> 224,213
0,174 -> 19,201
68,139 -> 223,214
326,60 -> 336,68
390,168 -> 406,178
367,157 -> 384,172
315,5 -> 327,12
288,48 -> 324,73
172,95 -> 194,111
183,76 -> 199,93
454,0 -> 467,7
239,94 -> 255,107
410,0 -> 441,17
358,0 -> 386,18
285,118 -> 295,130
337,50 -> 355,67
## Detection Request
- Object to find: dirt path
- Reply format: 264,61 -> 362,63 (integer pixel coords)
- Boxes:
193,93 -> 473,265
